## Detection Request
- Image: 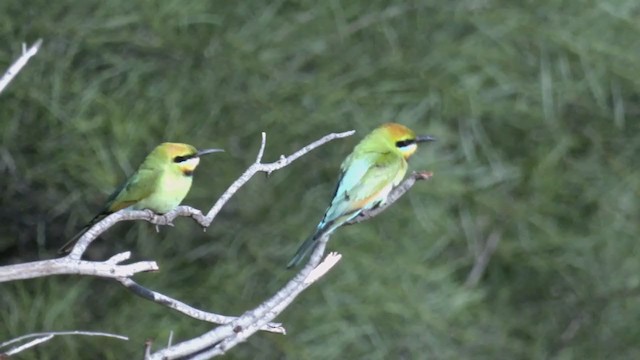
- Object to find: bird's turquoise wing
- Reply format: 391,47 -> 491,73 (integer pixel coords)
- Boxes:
319,151 -> 406,231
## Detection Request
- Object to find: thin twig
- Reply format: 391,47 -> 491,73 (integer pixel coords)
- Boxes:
1,331 -> 127,356
255,132 -> 267,163
116,277 -> 285,334
203,130 -> 356,223
0,39 -> 42,94
3,335 -> 53,356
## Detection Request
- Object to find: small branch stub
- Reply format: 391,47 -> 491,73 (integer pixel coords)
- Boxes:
0,39 -> 43,94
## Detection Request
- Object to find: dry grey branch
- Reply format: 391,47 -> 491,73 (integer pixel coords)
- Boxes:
193,251 -> 342,359
66,207 -> 206,260
139,132 -> 359,359
347,171 -> 433,225
144,136 -> 432,359
0,39 -> 42,94
0,251 -> 158,283
0,330 -> 127,356
0,130 -> 351,354
67,130 -> 355,260
116,277 -> 285,334
202,130 -> 356,223
3,129 -> 423,359
147,235 -> 335,360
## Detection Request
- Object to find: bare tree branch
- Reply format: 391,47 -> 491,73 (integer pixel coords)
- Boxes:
0,39 -> 42,94
0,130 -> 346,342
193,251 -> 343,359
202,130 -> 357,224
0,251 -> 157,283
347,171 -> 433,225
146,236 -> 334,360
3,128 -> 429,359
116,277 -> 285,334
142,131 -> 380,359
0,129 -> 357,346
67,130 -> 356,260
142,140 -> 434,359
0,331 -> 127,356
3,335 -> 54,357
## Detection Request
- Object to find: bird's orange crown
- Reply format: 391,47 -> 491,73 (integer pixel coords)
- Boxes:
162,143 -> 198,158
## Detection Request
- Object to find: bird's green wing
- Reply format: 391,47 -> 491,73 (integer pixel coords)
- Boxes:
58,167 -> 160,254
104,167 -> 160,212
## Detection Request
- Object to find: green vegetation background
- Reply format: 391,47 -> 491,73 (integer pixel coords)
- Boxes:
1,1 -> 639,359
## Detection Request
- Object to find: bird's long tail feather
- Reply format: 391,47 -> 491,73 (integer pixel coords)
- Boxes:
57,214 -> 103,254
286,223 -> 335,268
57,226 -> 90,254
286,234 -> 317,268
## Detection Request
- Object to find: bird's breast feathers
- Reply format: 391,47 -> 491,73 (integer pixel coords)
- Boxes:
135,172 -> 193,213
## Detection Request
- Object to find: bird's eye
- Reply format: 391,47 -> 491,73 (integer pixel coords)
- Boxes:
173,155 -> 188,163
395,139 -> 415,148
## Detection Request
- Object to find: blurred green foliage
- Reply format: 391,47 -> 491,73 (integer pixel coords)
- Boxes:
1,0 -> 640,358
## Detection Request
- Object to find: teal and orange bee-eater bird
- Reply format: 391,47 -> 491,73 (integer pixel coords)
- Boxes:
286,123 -> 435,268
58,143 -> 223,253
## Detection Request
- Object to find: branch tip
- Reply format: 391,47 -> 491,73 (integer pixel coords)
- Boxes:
255,132 -> 267,163
413,170 -> 434,180
305,252 -> 342,284
107,251 -> 132,264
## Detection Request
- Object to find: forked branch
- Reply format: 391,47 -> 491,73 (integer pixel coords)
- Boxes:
67,130 -> 356,260
144,147 -> 433,359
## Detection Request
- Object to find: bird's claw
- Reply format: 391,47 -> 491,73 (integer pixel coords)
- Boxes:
414,171 -> 434,180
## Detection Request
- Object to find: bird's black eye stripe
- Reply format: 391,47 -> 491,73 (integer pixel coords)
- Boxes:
173,155 -> 194,163
395,139 -> 415,148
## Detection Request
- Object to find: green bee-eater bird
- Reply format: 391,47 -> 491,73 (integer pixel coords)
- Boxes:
287,123 -> 435,268
58,142 -> 223,253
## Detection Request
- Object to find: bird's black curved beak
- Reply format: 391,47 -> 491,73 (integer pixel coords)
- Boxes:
196,148 -> 225,157
416,135 -> 436,143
